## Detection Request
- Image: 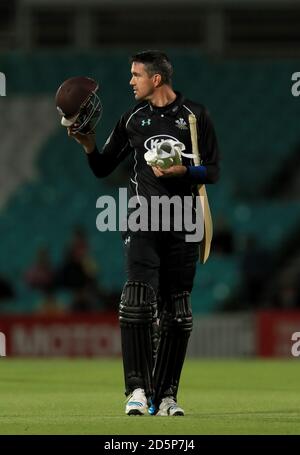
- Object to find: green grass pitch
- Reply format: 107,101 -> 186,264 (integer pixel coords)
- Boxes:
0,358 -> 299,435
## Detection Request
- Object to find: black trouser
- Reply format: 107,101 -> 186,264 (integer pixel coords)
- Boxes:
120,229 -> 198,403
123,229 -> 199,298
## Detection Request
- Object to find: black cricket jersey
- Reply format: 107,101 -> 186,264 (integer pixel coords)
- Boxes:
87,92 -> 220,202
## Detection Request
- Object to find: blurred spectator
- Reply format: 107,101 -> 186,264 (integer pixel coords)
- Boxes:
56,226 -> 98,290
56,247 -> 92,289
0,274 -> 15,300
24,246 -> 55,292
212,215 -> 234,255
74,227 -> 99,280
55,226 -> 121,312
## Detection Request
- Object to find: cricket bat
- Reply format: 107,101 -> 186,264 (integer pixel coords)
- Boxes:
188,114 -> 213,264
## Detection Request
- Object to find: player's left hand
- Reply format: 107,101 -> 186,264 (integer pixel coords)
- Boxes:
152,165 -> 187,178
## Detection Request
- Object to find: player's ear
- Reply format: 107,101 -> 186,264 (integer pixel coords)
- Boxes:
153,73 -> 162,87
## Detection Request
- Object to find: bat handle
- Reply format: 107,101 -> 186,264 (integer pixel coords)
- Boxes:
188,114 -> 197,125
188,114 -> 201,166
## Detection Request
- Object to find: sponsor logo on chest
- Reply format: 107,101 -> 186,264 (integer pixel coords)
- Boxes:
144,134 -> 178,151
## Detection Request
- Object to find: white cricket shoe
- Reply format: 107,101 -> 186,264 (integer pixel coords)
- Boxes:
156,397 -> 184,416
125,388 -> 148,416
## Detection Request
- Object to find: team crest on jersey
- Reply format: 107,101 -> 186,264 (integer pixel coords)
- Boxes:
175,118 -> 188,130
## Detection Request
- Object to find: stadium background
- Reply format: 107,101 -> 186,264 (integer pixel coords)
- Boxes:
0,0 -> 300,435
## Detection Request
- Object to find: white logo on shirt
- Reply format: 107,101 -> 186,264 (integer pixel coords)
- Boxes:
175,118 -> 188,129
144,134 -> 177,151
124,235 -> 131,245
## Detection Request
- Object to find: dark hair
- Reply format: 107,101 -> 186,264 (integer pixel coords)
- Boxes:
130,50 -> 173,85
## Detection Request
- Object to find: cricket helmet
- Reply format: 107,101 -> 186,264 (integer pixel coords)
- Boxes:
55,76 -> 102,134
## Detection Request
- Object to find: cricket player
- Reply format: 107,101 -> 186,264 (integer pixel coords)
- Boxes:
56,50 -> 220,416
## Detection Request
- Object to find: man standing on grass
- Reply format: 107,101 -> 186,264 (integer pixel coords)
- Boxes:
56,50 -> 220,416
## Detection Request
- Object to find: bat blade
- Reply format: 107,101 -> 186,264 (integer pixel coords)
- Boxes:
188,114 -> 213,264
198,184 -> 213,263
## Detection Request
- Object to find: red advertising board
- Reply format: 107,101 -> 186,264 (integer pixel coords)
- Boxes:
3,310 -> 300,358
257,310 -> 300,357
0,313 -> 121,357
